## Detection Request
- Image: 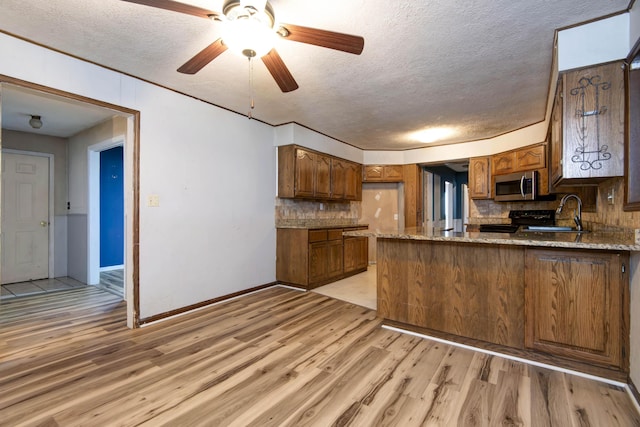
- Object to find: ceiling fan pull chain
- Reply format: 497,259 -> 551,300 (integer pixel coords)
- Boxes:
248,56 -> 255,119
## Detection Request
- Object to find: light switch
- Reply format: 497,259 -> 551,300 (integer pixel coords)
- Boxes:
147,194 -> 160,207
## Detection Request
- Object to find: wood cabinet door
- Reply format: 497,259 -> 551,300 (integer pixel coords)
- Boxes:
383,165 -> 404,181
327,239 -> 344,279
344,162 -> 362,200
330,159 -> 347,200
525,249 -> 627,369
294,149 -> 316,198
330,158 -> 361,200
469,157 -> 491,199
363,165 -> 403,182
344,236 -> 368,273
315,154 -> 332,199
492,152 -> 516,175
363,165 -> 383,181
308,242 -> 328,284
516,144 -> 546,170
562,61 -> 625,180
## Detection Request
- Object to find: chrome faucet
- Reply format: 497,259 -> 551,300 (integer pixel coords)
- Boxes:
556,194 -> 583,231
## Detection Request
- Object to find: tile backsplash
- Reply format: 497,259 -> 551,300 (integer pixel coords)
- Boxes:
275,198 -> 362,225
469,177 -> 640,231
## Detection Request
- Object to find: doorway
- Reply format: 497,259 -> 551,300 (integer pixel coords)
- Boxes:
0,79 -> 139,327
88,142 -> 124,297
424,162 -> 469,232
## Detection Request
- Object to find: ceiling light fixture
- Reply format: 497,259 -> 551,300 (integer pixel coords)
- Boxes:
29,115 -> 43,129
411,127 -> 456,144
220,0 -> 277,118
221,0 -> 276,59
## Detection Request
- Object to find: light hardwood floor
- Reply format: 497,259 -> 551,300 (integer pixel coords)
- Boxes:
1,286 -> 639,426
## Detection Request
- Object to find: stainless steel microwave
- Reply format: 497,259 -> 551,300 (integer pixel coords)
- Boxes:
494,170 -> 537,201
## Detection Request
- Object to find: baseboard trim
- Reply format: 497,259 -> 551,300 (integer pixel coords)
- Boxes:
139,281 -> 277,326
99,265 -> 124,272
628,378 -> 640,415
383,319 -> 628,382
383,324 -> 628,388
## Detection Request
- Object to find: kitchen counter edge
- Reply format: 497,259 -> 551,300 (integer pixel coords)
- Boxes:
342,227 -> 640,251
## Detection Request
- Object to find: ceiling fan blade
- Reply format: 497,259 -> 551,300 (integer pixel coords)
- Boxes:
261,49 -> 299,93
279,23 -> 364,55
177,39 -> 228,74
121,0 -> 219,20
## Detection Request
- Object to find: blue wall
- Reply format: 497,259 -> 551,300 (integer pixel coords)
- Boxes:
424,166 -> 468,220
100,146 -> 124,268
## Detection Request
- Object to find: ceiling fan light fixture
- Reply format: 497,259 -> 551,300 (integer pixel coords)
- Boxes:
29,115 -> 43,129
222,14 -> 275,58
240,0 -> 267,13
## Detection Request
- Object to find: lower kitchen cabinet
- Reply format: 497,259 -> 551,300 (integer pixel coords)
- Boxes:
277,226 -> 368,289
309,238 -> 343,284
376,237 -> 630,379
343,236 -> 368,274
525,248 -> 628,370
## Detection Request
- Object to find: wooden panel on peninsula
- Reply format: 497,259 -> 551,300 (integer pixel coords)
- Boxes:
377,238 -> 525,348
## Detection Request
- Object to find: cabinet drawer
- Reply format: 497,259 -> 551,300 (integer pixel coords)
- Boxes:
327,229 -> 343,240
308,230 -> 327,242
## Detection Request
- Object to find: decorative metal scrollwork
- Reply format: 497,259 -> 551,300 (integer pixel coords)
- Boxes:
569,75 -> 611,170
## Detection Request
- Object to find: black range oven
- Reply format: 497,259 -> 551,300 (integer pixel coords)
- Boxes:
478,210 -> 555,233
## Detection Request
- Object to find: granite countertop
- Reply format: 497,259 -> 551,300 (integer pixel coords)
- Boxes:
276,219 -> 369,230
343,226 -> 640,251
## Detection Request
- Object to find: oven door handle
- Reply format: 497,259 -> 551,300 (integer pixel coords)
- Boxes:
520,175 -> 526,198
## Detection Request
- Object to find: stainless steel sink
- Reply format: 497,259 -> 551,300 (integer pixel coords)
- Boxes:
522,226 -> 589,233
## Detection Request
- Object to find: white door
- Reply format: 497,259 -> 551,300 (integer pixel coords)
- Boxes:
1,152 -> 50,284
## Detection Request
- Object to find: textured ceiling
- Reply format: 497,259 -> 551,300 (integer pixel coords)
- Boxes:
0,0 -> 631,150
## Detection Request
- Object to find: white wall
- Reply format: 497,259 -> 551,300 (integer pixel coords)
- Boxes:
276,121 -> 549,166
274,123 -> 363,163
558,14 -> 629,71
0,32 -> 276,320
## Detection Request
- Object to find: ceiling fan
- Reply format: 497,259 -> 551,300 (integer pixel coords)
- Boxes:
121,0 -> 365,92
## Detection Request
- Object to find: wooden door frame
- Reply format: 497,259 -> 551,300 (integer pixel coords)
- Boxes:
0,75 -> 141,328
1,149 -> 55,281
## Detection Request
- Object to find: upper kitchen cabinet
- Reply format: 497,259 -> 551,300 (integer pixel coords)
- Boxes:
492,144 -> 546,176
363,165 -> 404,182
625,46 -> 640,210
331,158 -> 362,201
469,156 -> 492,199
552,61 -> 625,186
278,145 -> 362,202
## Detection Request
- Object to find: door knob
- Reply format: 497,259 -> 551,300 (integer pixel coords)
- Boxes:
40,221 -> 48,227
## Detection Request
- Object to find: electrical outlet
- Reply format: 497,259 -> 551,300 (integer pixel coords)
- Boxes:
607,187 -> 615,205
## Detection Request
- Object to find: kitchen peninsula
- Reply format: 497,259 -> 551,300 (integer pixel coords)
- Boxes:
344,227 -> 640,380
